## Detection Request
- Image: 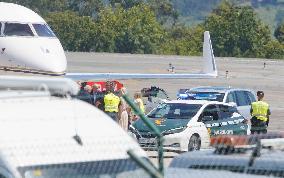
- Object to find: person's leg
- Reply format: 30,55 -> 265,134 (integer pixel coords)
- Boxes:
260,129 -> 267,134
251,125 -> 257,134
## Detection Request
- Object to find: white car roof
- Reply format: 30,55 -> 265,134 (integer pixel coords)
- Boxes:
166,99 -> 227,105
189,86 -> 254,93
0,91 -> 146,168
0,2 -> 45,23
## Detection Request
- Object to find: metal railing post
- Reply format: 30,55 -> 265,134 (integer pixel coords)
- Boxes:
127,150 -> 163,178
123,94 -> 164,176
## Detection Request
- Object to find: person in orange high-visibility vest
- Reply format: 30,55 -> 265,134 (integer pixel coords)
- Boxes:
103,81 -> 121,122
250,91 -> 271,134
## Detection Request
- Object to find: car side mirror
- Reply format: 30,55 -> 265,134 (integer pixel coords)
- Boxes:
202,115 -> 213,122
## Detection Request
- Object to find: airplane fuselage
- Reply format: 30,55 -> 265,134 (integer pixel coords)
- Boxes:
0,2 -> 67,75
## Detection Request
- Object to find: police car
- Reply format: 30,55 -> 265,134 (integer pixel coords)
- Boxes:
177,86 -> 256,119
131,100 -> 249,152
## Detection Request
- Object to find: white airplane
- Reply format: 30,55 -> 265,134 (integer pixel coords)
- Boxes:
0,2 -> 217,80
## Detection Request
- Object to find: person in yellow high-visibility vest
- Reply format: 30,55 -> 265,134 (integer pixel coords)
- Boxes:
103,81 -> 121,121
250,91 -> 271,134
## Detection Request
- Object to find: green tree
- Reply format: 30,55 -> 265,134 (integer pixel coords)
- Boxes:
68,0 -> 104,17
172,0 -> 220,17
148,0 -> 179,26
275,23 -> 284,44
46,11 -> 96,51
203,1 -> 271,58
115,4 -> 165,53
95,4 -> 165,54
263,40 -> 284,59
108,0 -> 179,26
1,0 -> 68,15
109,0 -> 141,9
160,25 -> 204,56
93,7 -> 120,52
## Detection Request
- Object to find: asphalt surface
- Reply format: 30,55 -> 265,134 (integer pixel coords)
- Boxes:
66,52 -> 284,132
1,52 -> 283,167
66,52 -> 284,168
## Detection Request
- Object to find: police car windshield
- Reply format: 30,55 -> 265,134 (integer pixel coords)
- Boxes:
187,92 -> 224,102
148,103 -> 202,119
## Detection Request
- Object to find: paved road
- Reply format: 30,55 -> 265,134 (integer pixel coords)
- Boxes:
66,52 -> 284,132
2,52 -> 283,167
66,52 -> 284,167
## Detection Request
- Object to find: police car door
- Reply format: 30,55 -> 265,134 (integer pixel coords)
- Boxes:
217,104 -> 248,135
199,104 -> 222,136
231,91 -> 253,120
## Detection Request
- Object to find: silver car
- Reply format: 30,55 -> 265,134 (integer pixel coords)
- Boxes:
178,86 -> 256,119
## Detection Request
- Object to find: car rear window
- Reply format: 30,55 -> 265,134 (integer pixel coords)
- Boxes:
235,91 -> 250,106
245,91 -> 256,104
148,103 -> 202,119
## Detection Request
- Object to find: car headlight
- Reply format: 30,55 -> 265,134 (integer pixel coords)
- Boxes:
129,125 -> 142,139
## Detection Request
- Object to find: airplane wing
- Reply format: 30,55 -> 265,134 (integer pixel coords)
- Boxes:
65,31 -> 217,80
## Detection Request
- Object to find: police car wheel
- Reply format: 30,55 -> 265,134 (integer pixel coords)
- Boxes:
188,135 -> 201,151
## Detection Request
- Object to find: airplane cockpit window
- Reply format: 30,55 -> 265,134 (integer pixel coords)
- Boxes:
33,24 -> 56,37
4,23 -> 34,36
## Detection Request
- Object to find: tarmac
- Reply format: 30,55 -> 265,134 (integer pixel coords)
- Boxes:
1,52 -> 283,167
65,52 -> 284,167
66,52 -> 284,132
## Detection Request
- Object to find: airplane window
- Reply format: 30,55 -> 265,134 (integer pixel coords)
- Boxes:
33,24 -> 56,37
4,23 -> 34,36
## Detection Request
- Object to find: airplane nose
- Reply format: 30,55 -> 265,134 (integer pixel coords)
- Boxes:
1,37 -> 67,74
39,39 -> 67,74
47,50 -> 67,74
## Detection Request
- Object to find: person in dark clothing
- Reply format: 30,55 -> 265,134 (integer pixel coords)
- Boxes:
93,84 -> 105,111
77,85 -> 93,105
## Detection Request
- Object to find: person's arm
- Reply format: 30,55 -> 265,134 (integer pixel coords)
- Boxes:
267,108 -> 271,116
266,108 -> 271,126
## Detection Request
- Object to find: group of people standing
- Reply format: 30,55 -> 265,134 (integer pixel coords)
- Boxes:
77,81 -> 145,131
77,80 -> 271,135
